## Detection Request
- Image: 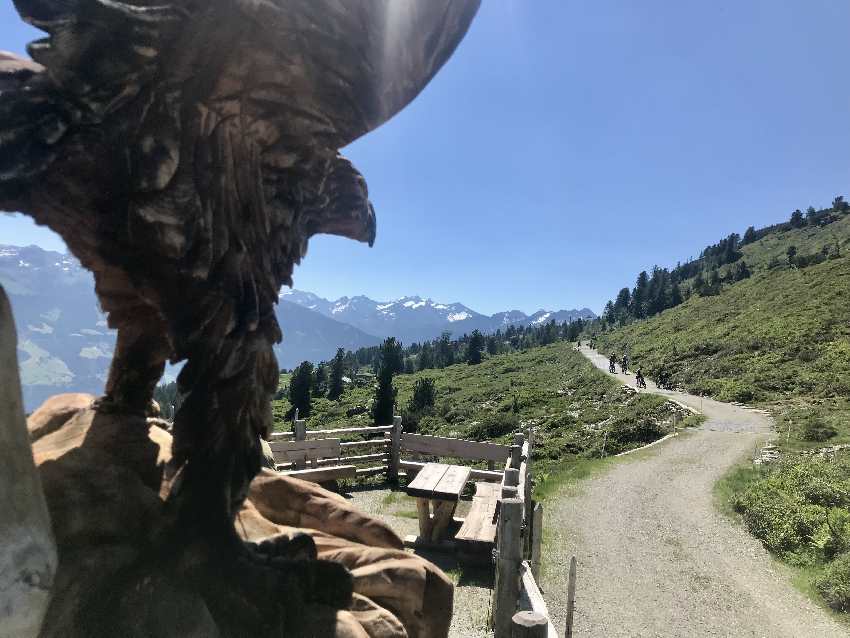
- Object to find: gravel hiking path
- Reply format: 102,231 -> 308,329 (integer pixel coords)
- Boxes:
536,346 -> 848,637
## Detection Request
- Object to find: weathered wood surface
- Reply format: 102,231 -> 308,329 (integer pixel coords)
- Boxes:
565,556 -> 577,638
401,460 -> 502,482
455,482 -> 500,561
511,611 -> 548,638
270,425 -> 394,440
0,287 -> 56,638
283,465 -> 357,483
401,432 -> 511,463
530,503 -> 543,581
388,416 -> 402,482
270,438 -> 341,470
406,463 -> 471,501
518,562 -> 559,638
492,499 -> 523,638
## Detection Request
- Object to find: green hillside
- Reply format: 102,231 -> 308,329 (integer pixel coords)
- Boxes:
272,341 -> 693,475
594,211 -> 850,614
596,214 -> 850,450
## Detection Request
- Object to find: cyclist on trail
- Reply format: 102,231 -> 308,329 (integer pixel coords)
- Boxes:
621,353 -> 629,374
609,353 -> 617,373
635,367 -> 647,389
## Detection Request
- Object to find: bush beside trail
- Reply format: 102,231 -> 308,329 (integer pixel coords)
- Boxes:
732,456 -> 850,613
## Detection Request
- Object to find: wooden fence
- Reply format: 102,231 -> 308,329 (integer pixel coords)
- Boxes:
269,419 -> 574,637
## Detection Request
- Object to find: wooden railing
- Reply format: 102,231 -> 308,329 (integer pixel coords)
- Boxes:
269,418 -> 573,637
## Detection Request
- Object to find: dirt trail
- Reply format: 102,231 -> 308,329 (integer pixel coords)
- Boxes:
537,346 -> 848,637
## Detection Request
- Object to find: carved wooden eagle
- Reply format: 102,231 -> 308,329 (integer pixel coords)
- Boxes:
0,0 -> 478,633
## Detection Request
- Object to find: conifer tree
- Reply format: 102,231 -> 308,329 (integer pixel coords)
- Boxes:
466,329 -> 484,364
312,362 -> 327,397
742,226 -> 756,245
790,209 -> 804,228
372,338 -> 400,425
328,348 -> 346,400
418,342 -> 435,371
670,282 -> 684,307
288,361 -> 313,418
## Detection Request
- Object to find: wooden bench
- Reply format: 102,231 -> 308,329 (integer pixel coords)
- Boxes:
405,462 -> 472,545
269,438 -> 356,482
455,482 -> 500,564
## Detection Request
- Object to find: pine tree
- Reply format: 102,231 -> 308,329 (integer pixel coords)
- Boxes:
466,329 -> 484,364
288,361 -> 313,418
670,283 -> 684,307
742,226 -> 756,245
312,363 -> 327,397
790,209 -> 804,228
372,338 -> 400,425
327,348 -> 346,400
418,342 -> 435,371
436,332 -> 454,368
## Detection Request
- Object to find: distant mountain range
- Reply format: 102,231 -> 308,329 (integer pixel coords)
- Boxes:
0,244 -> 594,410
281,290 -> 595,344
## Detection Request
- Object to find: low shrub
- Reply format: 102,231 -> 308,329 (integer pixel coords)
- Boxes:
815,552 -> 850,612
799,417 -> 838,442
466,412 -> 519,441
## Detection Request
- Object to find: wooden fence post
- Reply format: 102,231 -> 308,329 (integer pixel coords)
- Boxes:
564,556 -> 577,638
492,498 -> 523,638
293,419 -> 307,469
504,467 -> 519,488
511,611 -> 547,638
513,432 -> 525,448
510,445 -> 522,469
388,415 -> 402,482
530,503 -> 543,581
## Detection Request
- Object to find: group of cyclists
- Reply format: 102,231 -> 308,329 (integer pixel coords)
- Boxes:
608,352 -> 646,389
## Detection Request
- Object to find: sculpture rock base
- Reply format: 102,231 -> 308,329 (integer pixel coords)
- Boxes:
29,394 -> 453,638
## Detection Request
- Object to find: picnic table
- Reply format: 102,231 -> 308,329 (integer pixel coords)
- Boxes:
406,462 -> 472,543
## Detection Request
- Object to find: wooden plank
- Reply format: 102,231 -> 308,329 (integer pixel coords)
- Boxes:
456,482 -> 499,548
283,464 -> 356,483
519,562 -> 559,638
530,503 -> 543,581
432,465 -> 472,500
401,460 -> 502,482
492,499 -> 523,638
355,466 -> 387,477
305,425 -> 393,437
340,439 -> 388,449
269,438 -> 340,454
406,462 -> 449,497
401,433 -> 510,463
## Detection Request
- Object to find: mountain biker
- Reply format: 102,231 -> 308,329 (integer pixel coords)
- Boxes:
609,353 -> 617,373
635,367 -> 647,389
621,353 -> 629,374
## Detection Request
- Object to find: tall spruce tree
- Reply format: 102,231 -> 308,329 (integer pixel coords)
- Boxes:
288,361 -> 313,418
742,226 -> 757,245
327,348 -> 346,400
372,338 -> 400,425
466,329 -> 484,364
312,363 -> 327,397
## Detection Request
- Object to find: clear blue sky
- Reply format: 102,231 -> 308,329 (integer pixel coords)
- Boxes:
1,1 -> 848,315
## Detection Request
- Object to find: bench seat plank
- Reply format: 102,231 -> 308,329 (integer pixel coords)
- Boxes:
456,482 -> 500,557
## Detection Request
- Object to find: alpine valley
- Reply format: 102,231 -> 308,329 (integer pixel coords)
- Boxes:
0,244 -> 594,411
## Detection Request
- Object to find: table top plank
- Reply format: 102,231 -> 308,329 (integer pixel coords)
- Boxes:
433,465 -> 472,501
406,462 -> 450,497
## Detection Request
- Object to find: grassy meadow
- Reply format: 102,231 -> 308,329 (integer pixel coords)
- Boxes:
272,341 -> 689,486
